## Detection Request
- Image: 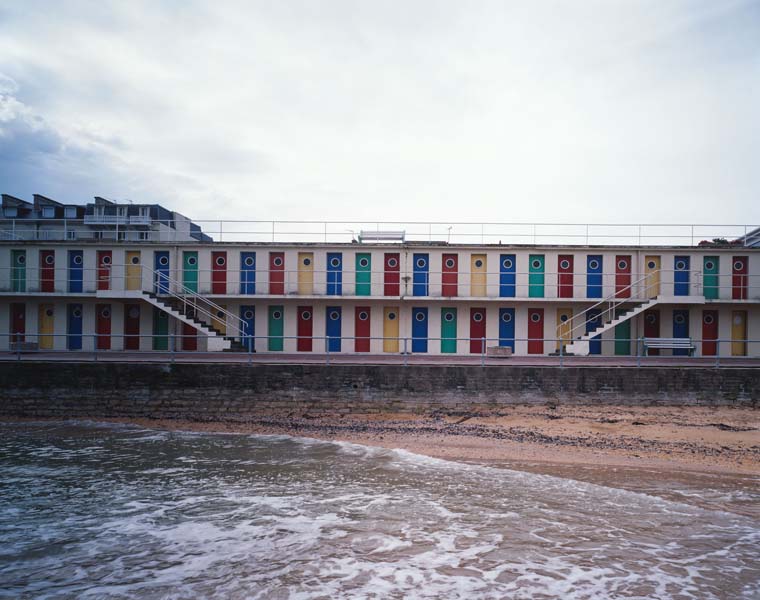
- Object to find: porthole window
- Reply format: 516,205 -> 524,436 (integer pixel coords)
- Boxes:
733,260 -> 744,271
45,255 -> 55,265
388,312 -> 397,321
358,311 -> 369,321
444,312 -> 455,322
703,314 -> 714,325
473,312 -> 483,322
329,311 -> 340,321
474,259 -> 484,268
416,258 -> 427,269
128,307 -> 140,319
501,312 -> 512,323
273,257 -> 283,267
415,312 -> 425,322
646,314 -> 656,324
303,257 -> 311,266
215,256 -> 226,266
73,255 -> 83,265
45,308 -> 54,317
588,260 -> 599,270
244,310 -> 254,320
187,256 -> 197,266
445,258 -> 455,269
647,261 -> 657,270
17,254 -> 26,265
131,256 -> 140,265
387,258 -> 398,268
502,258 -> 513,269
330,257 -> 341,268
560,314 -> 569,322
733,314 -> 743,325
216,310 -> 224,319
101,307 -> 111,319
72,308 -> 82,318
560,260 -> 570,270
704,261 -> 715,271
531,259 -> 542,269
617,260 -> 628,270
272,310 -> 282,320
530,312 -> 541,323
102,255 -> 112,265
676,260 -> 686,270
158,256 -> 169,266
301,310 -> 311,321
590,315 -> 599,323
244,256 -> 255,267
359,258 -> 369,268
675,314 -> 685,325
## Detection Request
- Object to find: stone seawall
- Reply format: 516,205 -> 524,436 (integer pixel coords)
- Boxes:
0,363 -> 757,420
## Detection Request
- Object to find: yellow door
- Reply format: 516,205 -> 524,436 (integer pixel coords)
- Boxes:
383,307 -> 399,353
556,308 -> 572,351
731,311 -> 747,356
212,305 -> 227,335
644,255 -> 661,298
38,304 -> 55,349
471,254 -> 487,297
297,252 -> 314,295
125,251 -> 142,290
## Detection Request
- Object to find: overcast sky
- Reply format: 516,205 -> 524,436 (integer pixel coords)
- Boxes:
0,1 -> 758,225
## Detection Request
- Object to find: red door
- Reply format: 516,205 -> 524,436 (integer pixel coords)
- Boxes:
96,304 -> 111,350
469,308 -> 486,354
355,306 -> 371,352
643,310 -> 660,355
615,255 -> 631,298
182,322 -> 197,351
558,255 -> 573,298
269,252 -> 284,294
97,250 -> 112,291
124,304 -> 140,350
297,306 -> 313,351
701,310 -> 718,356
384,253 -> 400,296
442,254 -> 458,297
527,308 -> 544,354
40,250 -> 55,292
212,251 -> 227,294
732,256 -> 748,300
10,302 -> 25,343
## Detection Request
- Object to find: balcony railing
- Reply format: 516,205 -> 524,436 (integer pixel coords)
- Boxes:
83,214 -> 129,225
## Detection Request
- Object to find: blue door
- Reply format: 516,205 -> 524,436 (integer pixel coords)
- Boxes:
240,305 -> 255,351
326,306 -> 342,352
67,303 -> 83,350
412,307 -> 428,352
674,256 -> 690,296
68,250 -> 83,293
498,308 -> 515,351
413,254 -> 429,296
154,251 -> 170,294
586,309 -> 602,355
240,252 -> 256,294
586,255 -> 602,298
673,309 -> 689,355
499,255 -> 516,297
327,253 -> 343,295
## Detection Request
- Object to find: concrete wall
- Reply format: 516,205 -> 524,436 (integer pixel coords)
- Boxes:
0,363 -> 757,421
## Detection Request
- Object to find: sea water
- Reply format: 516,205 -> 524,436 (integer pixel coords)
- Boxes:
0,422 -> 758,599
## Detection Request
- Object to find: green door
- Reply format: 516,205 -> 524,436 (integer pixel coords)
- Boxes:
614,309 -> 631,355
268,305 -> 284,351
528,254 -> 545,298
183,251 -> 198,293
152,307 -> 169,350
703,256 -> 719,300
355,253 -> 371,296
11,250 -> 26,292
441,307 -> 457,353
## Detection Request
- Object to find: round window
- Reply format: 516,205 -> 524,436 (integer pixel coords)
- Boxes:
329,311 -> 340,321
676,261 -> 686,270
187,256 -> 197,266
72,308 -> 82,318
502,258 -> 513,269
244,256 -> 255,267
445,258 -> 455,269
590,315 -> 599,323
703,314 -> 714,325
358,311 -> 369,321
560,260 -> 570,270
128,307 -> 140,319
646,314 -> 656,324
216,310 -> 224,319
589,260 -> 599,270
733,261 -> 744,271
501,313 -> 512,323
444,312 -> 454,322
101,308 -> 111,318
73,255 -> 83,265
159,256 -> 169,266
473,312 -> 483,322
388,312 -> 396,321
45,309 -> 54,317
216,256 -> 226,266
415,312 -> 425,322
733,314 -> 744,326
675,314 -> 685,324
102,255 -> 112,265
704,261 -> 715,271
531,260 -> 541,269
301,311 -> 311,321
617,260 -> 628,270
359,258 -> 369,268
272,311 -> 282,320
475,259 -> 483,268
244,310 -> 254,320
387,258 -> 398,268
530,312 -> 541,323
273,257 -> 283,267
416,258 -> 426,268
560,314 -> 569,322
45,255 -> 55,265
303,257 -> 311,266
647,261 -> 657,270
330,257 -> 341,268
131,256 -> 140,265
17,254 -> 26,265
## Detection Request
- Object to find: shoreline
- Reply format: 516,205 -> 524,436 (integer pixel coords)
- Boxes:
5,405 -> 759,477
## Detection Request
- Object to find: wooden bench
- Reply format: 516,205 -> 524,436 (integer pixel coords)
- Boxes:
641,337 -> 695,356
358,230 -> 405,243
487,346 -> 513,358
9,341 -> 39,353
